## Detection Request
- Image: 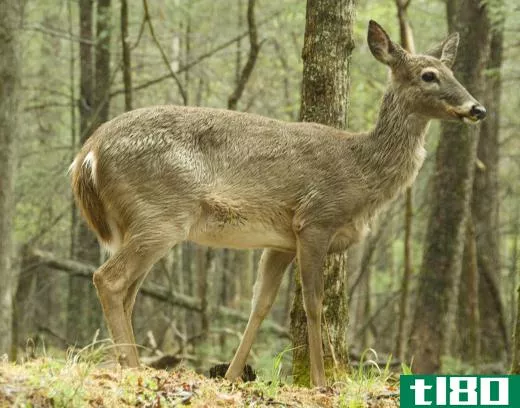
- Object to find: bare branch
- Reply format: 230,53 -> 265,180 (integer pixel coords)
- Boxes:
227,0 -> 262,110
348,200 -> 400,302
109,10 -> 282,100
23,24 -> 95,45
394,0 -> 415,54
142,0 -> 188,105
28,249 -> 290,338
24,206 -> 72,247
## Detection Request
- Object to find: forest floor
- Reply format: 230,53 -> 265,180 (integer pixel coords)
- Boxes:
0,353 -> 400,407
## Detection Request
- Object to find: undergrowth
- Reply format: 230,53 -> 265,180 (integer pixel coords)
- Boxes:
0,342 -> 400,407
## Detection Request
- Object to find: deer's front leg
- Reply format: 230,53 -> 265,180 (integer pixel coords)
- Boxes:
225,249 -> 294,381
296,226 -> 330,387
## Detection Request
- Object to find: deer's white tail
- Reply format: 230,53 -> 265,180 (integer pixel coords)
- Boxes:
70,149 -> 114,249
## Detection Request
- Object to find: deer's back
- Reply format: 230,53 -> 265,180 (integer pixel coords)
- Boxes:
90,106 -> 355,195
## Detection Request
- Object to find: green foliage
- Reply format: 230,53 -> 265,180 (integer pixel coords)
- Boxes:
245,344 -> 296,399
265,344 -> 293,385
401,362 -> 413,376
441,356 -> 479,375
336,349 -> 397,408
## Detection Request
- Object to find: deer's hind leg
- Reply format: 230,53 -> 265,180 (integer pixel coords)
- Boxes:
93,230 -> 181,367
225,249 -> 294,381
122,273 -> 148,350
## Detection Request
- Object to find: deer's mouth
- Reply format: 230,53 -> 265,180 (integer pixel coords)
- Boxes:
459,113 -> 481,124
449,108 -> 482,125
449,104 -> 486,124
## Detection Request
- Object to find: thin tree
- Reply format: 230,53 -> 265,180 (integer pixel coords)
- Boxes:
511,205 -> 520,374
0,0 -> 21,357
69,0 -> 113,345
394,0 -> 415,362
409,0 -> 491,373
457,218 -> 480,368
95,0 -> 112,125
121,0 -> 132,111
68,0 -> 96,345
290,0 -> 355,386
472,1 -> 508,363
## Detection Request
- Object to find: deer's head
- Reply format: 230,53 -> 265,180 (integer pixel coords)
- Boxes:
367,20 -> 486,124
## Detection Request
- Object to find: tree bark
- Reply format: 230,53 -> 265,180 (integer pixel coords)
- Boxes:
291,0 -> 355,386
457,219 -> 480,368
120,0 -> 132,111
0,0 -> 21,357
394,0 -> 415,362
471,4 -> 508,362
395,189 -> 413,360
69,1 -> 96,345
69,0 -> 96,346
76,0 -> 99,262
79,0 -> 95,142
512,284 -> 520,374
511,207 -> 520,374
409,0 -> 490,373
95,0 -> 112,125
69,0 -> 113,345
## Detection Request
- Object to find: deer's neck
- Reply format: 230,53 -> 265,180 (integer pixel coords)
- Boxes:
363,88 -> 430,192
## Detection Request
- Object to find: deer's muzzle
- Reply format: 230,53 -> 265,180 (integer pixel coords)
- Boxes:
469,104 -> 486,120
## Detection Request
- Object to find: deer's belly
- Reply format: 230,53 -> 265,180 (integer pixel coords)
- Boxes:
188,223 -> 296,252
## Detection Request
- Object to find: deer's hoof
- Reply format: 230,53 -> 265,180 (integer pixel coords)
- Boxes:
209,363 -> 256,382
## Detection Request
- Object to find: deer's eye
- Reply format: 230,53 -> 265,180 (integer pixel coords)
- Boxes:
421,71 -> 437,82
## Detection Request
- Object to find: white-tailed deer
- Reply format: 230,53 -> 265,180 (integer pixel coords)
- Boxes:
70,21 -> 485,386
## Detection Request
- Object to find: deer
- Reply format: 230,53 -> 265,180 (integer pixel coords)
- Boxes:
70,20 -> 486,387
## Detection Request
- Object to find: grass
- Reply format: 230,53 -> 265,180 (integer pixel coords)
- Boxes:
335,349 -> 399,408
0,344 -> 400,407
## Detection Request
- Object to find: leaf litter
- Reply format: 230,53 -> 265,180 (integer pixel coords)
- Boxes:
0,358 -> 399,407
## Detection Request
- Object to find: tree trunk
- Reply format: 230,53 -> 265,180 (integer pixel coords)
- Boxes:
512,284 -> 520,374
95,0 -> 112,126
290,0 -> 355,386
396,189 -> 413,360
69,0 -> 113,345
394,0 -> 415,362
68,0 -> 95,345
121,0 -> 132,111
457,219 -> 480,368
511,207 -> 520,374
0,0 -> 21,357
408,0 -> 490,373
86,0 -> 112,337
471,5 -> 508,363
78,0 -> 95,141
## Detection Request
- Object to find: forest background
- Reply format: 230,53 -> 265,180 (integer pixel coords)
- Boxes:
0,0 -> 519,390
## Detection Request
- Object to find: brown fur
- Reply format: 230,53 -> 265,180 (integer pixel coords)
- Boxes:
71,147 -> 112,243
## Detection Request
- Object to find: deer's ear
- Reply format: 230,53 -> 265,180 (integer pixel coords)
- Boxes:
425,32 -> 459,68
367,20 -> 404,66
440,32 -> 459,68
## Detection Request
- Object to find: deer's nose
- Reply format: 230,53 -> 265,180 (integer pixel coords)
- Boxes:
470,105 -> 486,120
